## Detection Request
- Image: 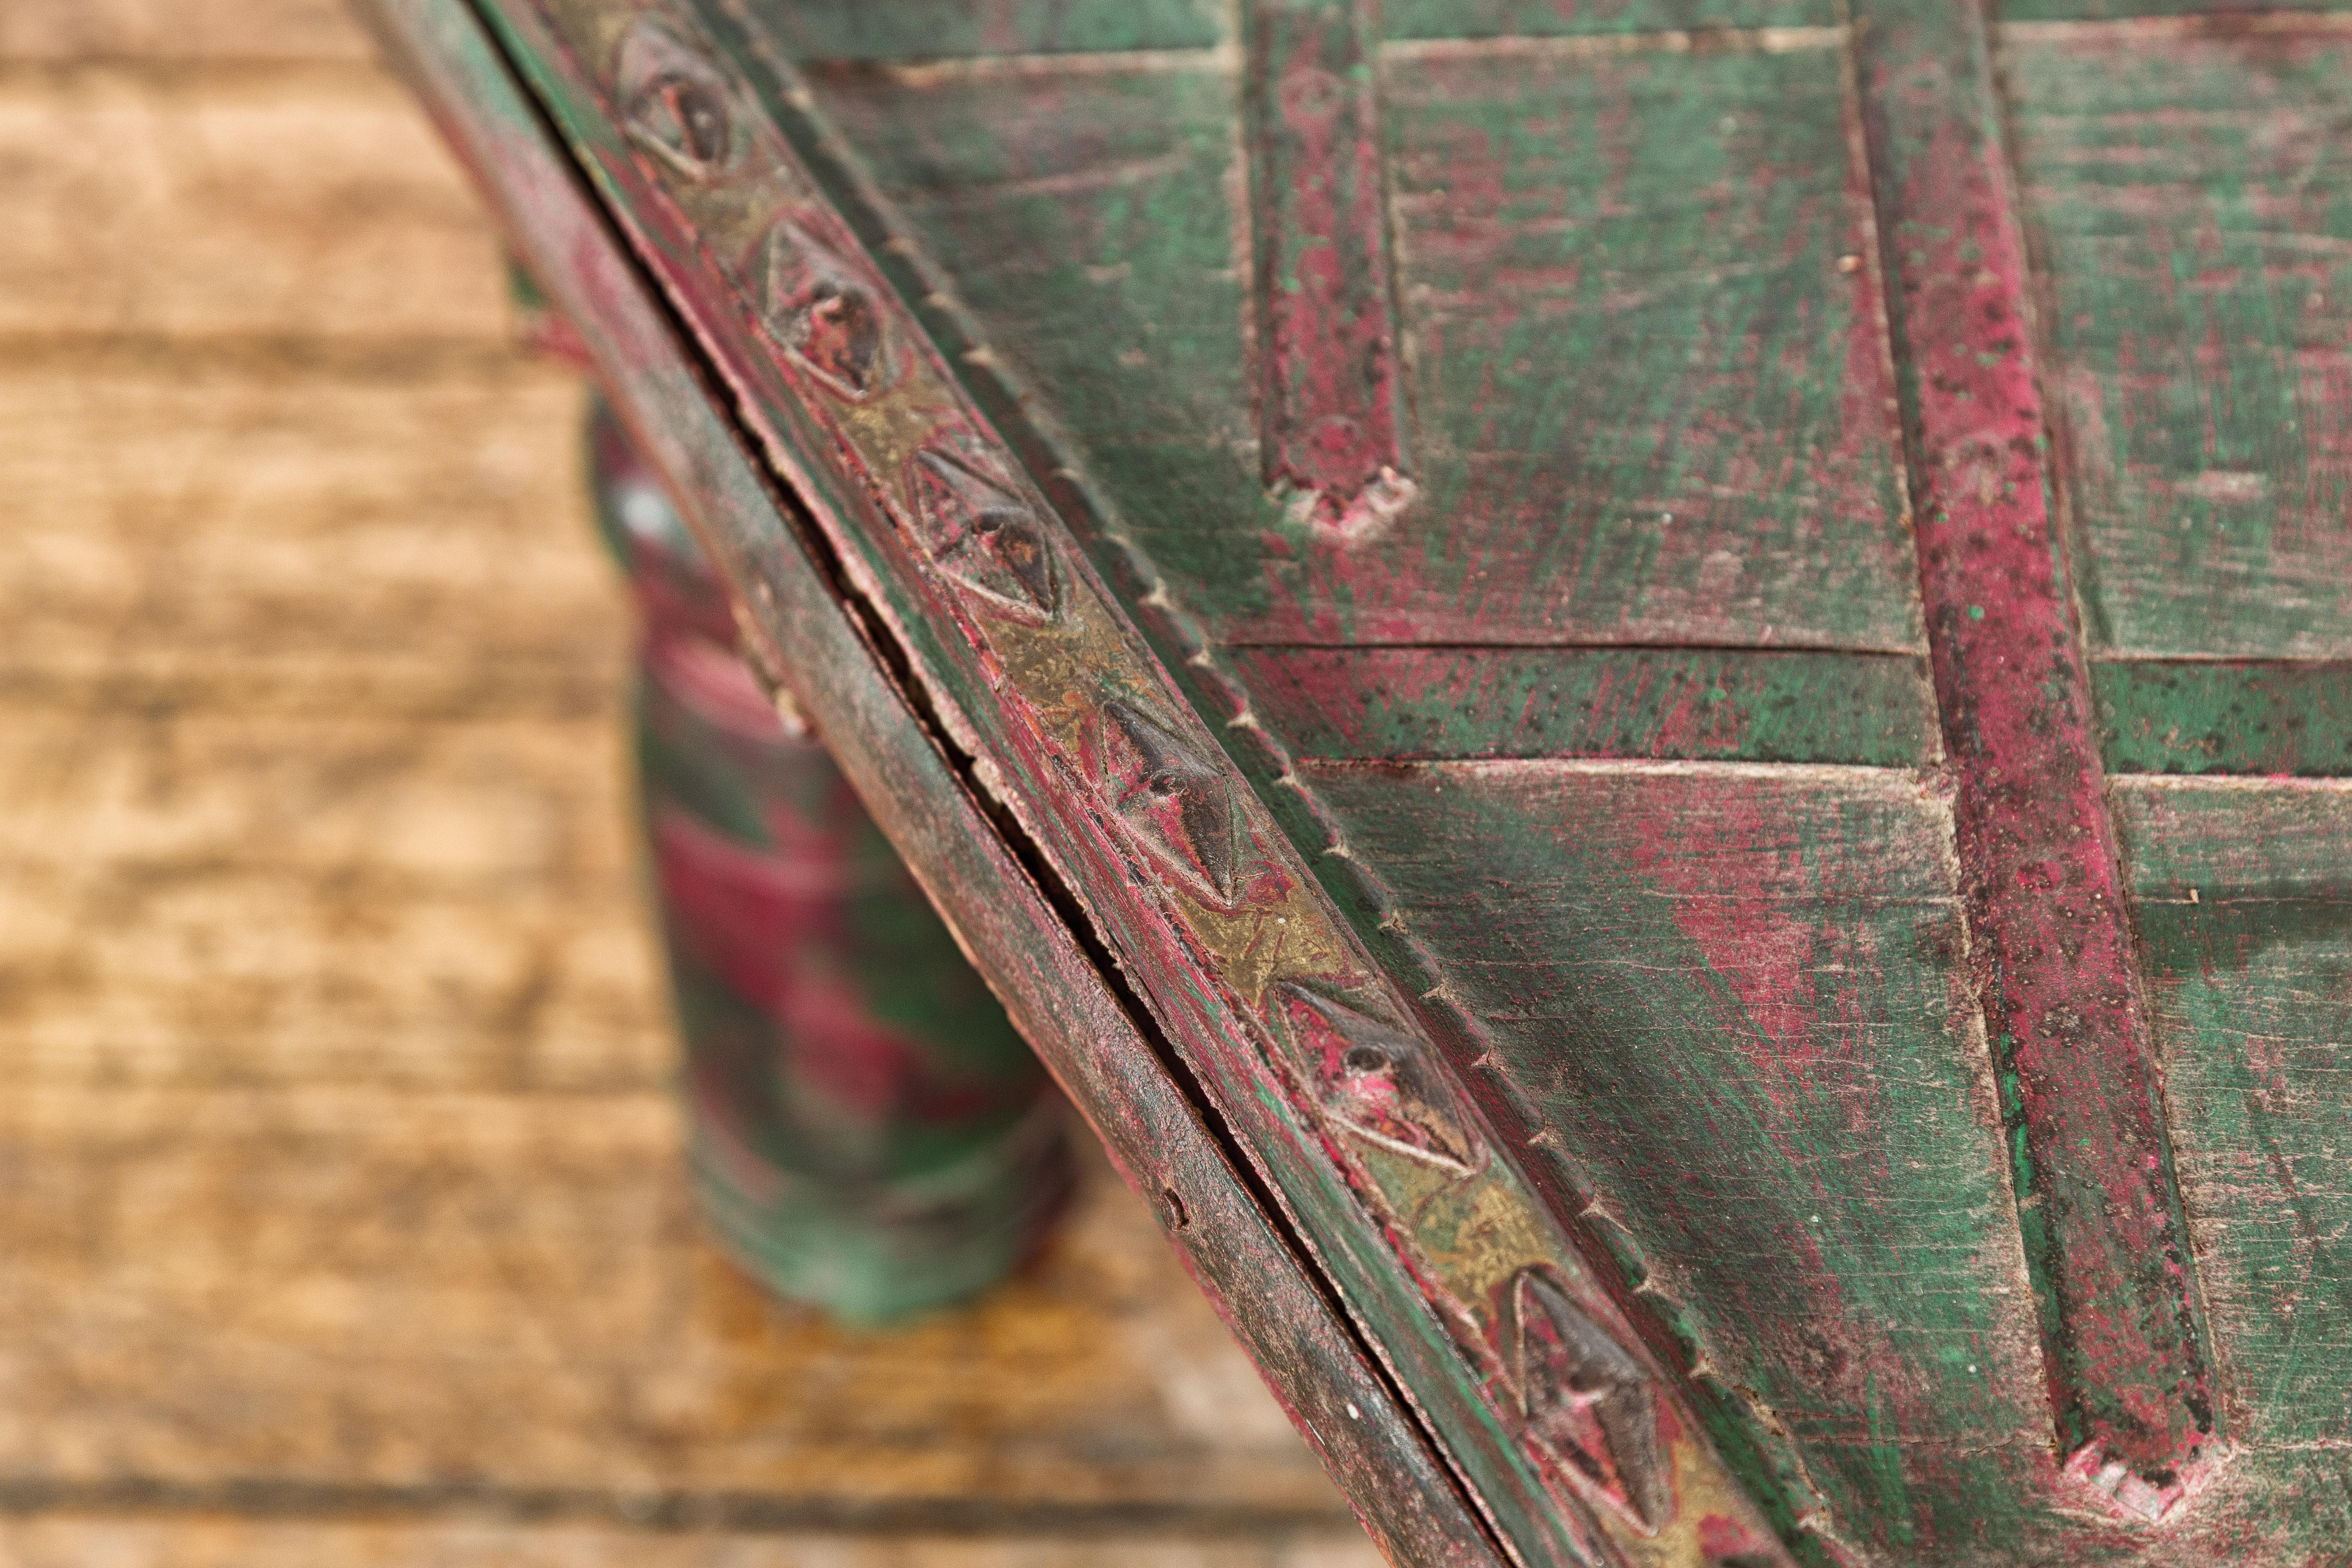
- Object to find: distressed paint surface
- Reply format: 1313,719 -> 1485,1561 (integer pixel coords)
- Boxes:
2006,28 -> 2352,660
2000,0 -> 2352,25
1302,760 -> 2059,1560
1229,647 -> 1937,766
746,0 -> 1223,60
1381,0 -> 1833,38
2095,662 -> 2352,777
2114,780 -> 2352,1455
812,39 -> 1920,654
1853,0 -> 2215,1493
1243,0 -> 1415,536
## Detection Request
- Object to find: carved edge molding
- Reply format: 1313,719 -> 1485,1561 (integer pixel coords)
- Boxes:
501,4 -> 1798,1564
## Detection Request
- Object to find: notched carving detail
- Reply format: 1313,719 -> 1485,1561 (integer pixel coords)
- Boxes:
1273,985 -> 1481,1175
910,447 -> 1059,620
615,21 -> 737,180
1095,701 -> 1240,904
1508,1266 -> 1673,1534
760,219 -> 893,400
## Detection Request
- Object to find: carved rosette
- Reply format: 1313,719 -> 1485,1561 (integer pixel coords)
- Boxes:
532,6 -> 1800,1563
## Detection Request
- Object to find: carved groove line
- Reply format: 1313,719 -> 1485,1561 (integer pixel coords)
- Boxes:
568,6 -> 1799,1563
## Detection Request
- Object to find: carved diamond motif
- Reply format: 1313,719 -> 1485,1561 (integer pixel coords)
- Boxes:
615,21 -> 737,180
760,219 -> 892,400
1273,985 -> 1480,1174
910,448 -> 1060,620
1096,701 -> 1239,903
1508,1266 -> 1672,1533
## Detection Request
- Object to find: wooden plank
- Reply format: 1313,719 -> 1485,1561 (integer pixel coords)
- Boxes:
806,37 -> 1923,653
0,1086 -> 1345,1519
1999,1 -> 2352,26
0,67 -> 507,339
1381,1 -> 1834,40
1852,0 -> 2215,1500
0,0 -> 366,62
0,1518 -> 1381,1568
0,366 -> 619,715
0,709 -> 663,1093
2095,661 -> 2352,777
753,1 -> 1225,62
2005,27 -> 2352,659
1299,758 -> 2056,1560
2110,778 -> 2352,1558
1229,646 -> 1937,765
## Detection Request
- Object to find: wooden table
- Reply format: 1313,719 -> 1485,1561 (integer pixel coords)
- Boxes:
0,4 -> 1374,1562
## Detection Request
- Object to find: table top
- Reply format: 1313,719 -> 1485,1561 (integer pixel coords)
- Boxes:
359,0 -> 2352,1560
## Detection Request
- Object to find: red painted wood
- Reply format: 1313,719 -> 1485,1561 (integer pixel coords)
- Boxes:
1243,0 -> 1416,536
1852,0 -> 2214,1507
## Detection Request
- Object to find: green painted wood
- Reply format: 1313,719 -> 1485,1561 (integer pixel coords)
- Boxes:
807,39 -> 1923,655
2006,26 -> 2352,658
1228,647 -> 1938,765
2095,661 -> 2352,776
2110,778 -> 2352,1557
1381,0 -> 1832,37
2000,1 -> 2352,24
1300,760 -> 2056,1560
744,0 -> 1223,60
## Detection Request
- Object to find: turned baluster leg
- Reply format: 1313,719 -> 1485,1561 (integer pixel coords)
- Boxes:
585,395 -> 1073,1321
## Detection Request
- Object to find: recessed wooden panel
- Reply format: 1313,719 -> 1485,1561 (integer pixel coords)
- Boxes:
2114,779 -> 2352,1450
1297,760 -> 2052,1557
1232,646 -> 1936,765
750,0 -> 1225,61
2007,29 -> 2352,658
2095,661 -> 2352,777
1383,0 -> 1833,38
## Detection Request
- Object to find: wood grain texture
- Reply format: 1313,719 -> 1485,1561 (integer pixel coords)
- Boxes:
0,0 -> 365,61
0,367 -> 618,716
1229,647 -> 1937,765
0,1087 -> 1340,1516
2006,27 -> 2352,660
0,1519 -> 1378,1568
0,67 -> 505,339
1301,759 -> 2060,1560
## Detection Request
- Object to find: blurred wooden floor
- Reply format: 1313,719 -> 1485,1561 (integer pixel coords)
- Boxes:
0,4 -> 1374,1563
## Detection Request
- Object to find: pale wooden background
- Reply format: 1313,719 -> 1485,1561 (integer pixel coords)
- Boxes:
0,3 -> 1375,1562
